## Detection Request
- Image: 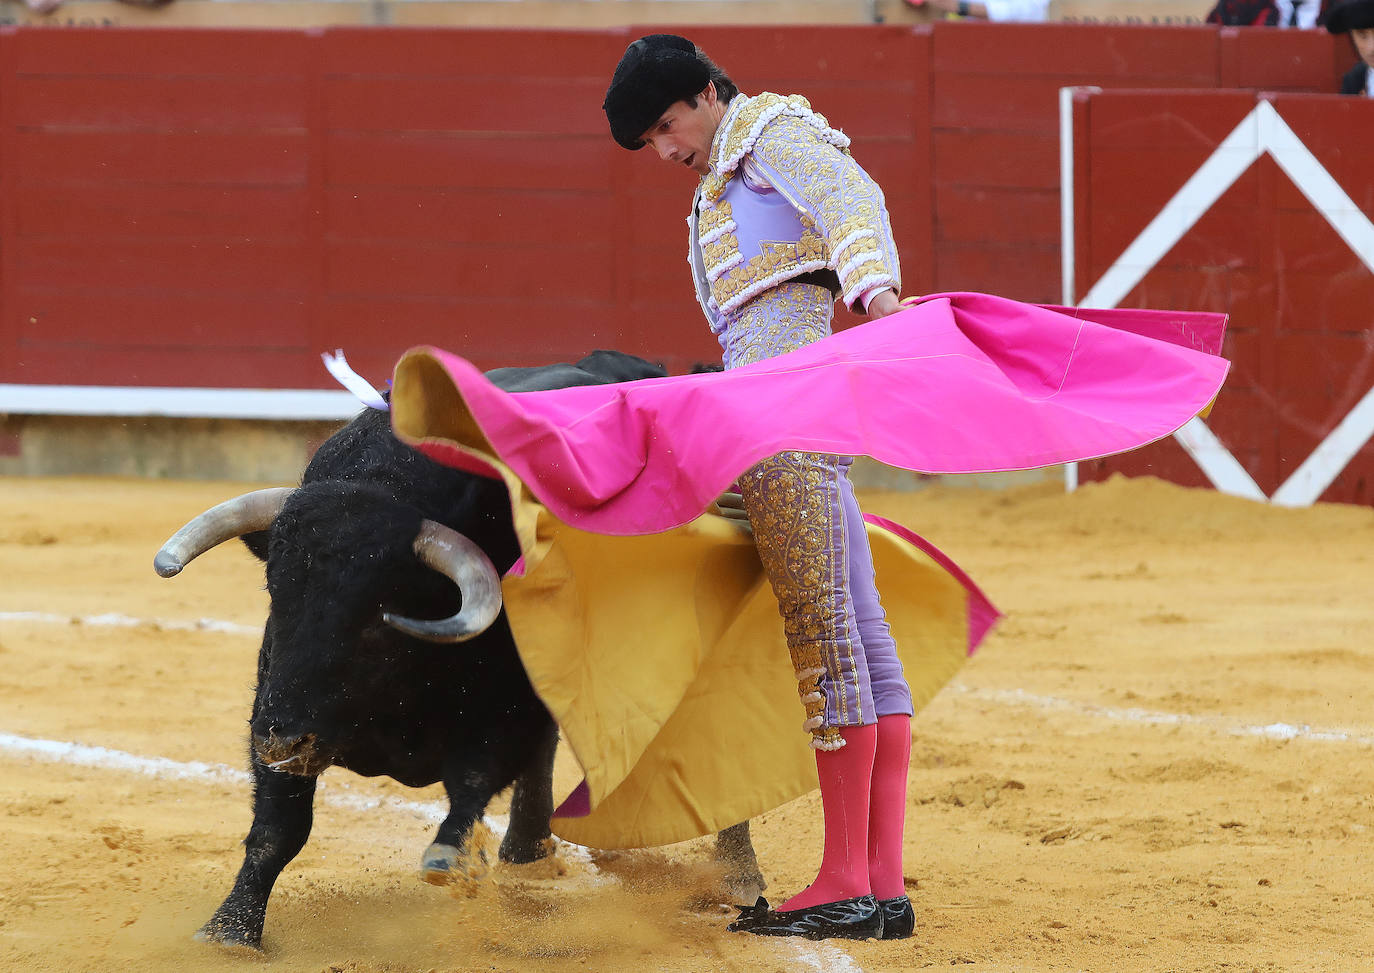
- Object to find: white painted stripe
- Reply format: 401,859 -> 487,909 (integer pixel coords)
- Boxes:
1272,383 -> 1374,507
0,610 -> 261,638
952,684 -> 1374,746
788,939 -> 866,972
0,729 -> 508,834
0,384 -> 362,420
1257,103 -> 1374,275
1079,107 -> 1263,311
0,732 -> 248,785
1173,417 -> 1268,502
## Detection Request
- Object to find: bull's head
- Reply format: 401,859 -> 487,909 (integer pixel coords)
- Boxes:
155,486 -> 505,773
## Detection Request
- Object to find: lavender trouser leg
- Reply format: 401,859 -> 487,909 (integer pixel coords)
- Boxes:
836,459 -> 913,720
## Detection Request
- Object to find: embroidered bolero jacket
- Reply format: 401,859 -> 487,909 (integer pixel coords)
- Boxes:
688,92 -> 902,334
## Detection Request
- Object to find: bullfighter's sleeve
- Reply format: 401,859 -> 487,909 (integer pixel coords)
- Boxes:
745,114 -> 902,311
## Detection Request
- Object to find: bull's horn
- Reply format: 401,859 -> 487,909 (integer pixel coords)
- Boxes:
154,487 -> 294,578
383,520 -> 502,643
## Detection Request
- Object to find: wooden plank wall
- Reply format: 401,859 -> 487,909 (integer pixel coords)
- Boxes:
0,25 -> 1351,389
0,30 -> 316,387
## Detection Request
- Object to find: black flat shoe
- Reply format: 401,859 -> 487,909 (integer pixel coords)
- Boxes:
727,894 -> 884,941
878,895 -> 915,940
728,896 -> 771,932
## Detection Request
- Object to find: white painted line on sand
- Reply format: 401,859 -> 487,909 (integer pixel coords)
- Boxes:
788,938 -> 867,972
0,731 -> 245,784
0,729 -> 442,821
0,611 -> 261,638
952,684 -> 1374,746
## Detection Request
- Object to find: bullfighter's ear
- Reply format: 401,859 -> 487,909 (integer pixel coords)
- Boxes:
240,531 -> 271,563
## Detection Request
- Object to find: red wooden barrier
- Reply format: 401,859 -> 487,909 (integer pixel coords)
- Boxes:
0,24 -> 1353,391
1069,89 -> 1374,505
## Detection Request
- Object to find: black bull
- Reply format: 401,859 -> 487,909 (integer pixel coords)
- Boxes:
155,351 -> 762,951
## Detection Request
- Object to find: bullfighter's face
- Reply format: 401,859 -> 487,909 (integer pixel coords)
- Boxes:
639,82 -> 726,176
1354,28 -> 1374,70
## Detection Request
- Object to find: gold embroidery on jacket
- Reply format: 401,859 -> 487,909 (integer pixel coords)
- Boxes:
702,93 -> 803,206
747,117 -> 900,303
699,199 -> 735,238
696,92 -> 900,315
710,227 -> 827,307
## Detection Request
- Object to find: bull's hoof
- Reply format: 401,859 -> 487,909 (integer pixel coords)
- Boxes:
714,857 -> 769,912
721,867 -> 768,907
194,917 -> 263,952
421,842 -> 463,885
498,833 -> 553,865
420,841 -> 489,887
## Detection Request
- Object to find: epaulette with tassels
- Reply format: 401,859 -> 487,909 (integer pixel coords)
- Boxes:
699,92 -> 852,208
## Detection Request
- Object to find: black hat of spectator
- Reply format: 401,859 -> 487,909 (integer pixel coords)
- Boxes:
1326,0 -> 1374,31
603,34 -> 712,150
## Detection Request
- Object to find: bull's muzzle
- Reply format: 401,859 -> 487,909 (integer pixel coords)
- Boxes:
252,730 -> 327,776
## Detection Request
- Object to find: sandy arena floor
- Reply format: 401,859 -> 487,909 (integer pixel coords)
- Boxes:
1,473 -> 1372,973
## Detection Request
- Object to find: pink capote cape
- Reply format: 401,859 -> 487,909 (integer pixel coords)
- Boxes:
387,292 -> 1227,848
392,293 -> 1228,538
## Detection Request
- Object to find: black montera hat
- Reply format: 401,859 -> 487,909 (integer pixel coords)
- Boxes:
1327,0 -> 1374,31
603,34 -> 712,150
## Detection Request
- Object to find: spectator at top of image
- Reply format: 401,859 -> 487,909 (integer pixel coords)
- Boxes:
903,0 -> 1049,22
1206,0 -> 1329,26
1326,0 -> 1374,93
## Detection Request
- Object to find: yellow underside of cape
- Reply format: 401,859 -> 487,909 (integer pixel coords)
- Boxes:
505,506 -> 972,850
391,349 -> 976,849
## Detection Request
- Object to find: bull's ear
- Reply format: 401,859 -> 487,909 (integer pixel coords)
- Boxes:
240,531 -> 270,563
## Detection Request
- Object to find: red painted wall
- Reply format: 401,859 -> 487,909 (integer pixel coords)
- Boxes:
1071,90 -> 1374,505
0,24 -> 1352,391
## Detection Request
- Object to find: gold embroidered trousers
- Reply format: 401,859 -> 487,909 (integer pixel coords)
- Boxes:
719,281 -> 914,749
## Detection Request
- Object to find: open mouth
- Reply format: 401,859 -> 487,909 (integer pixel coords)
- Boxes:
684,154 -> 695,169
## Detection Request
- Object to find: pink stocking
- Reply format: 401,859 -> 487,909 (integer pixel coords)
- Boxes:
867,713 -> 912,900
778,722 -> 877,911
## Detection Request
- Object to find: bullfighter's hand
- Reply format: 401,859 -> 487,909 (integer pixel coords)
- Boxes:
713,491 -> 753,534
866,289 -> 902,319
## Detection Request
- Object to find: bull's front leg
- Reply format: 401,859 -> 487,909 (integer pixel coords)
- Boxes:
197,759 -> 316,950
716,820 -> 767,905
498,716 -> 557,864
420,755 -> 502,886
